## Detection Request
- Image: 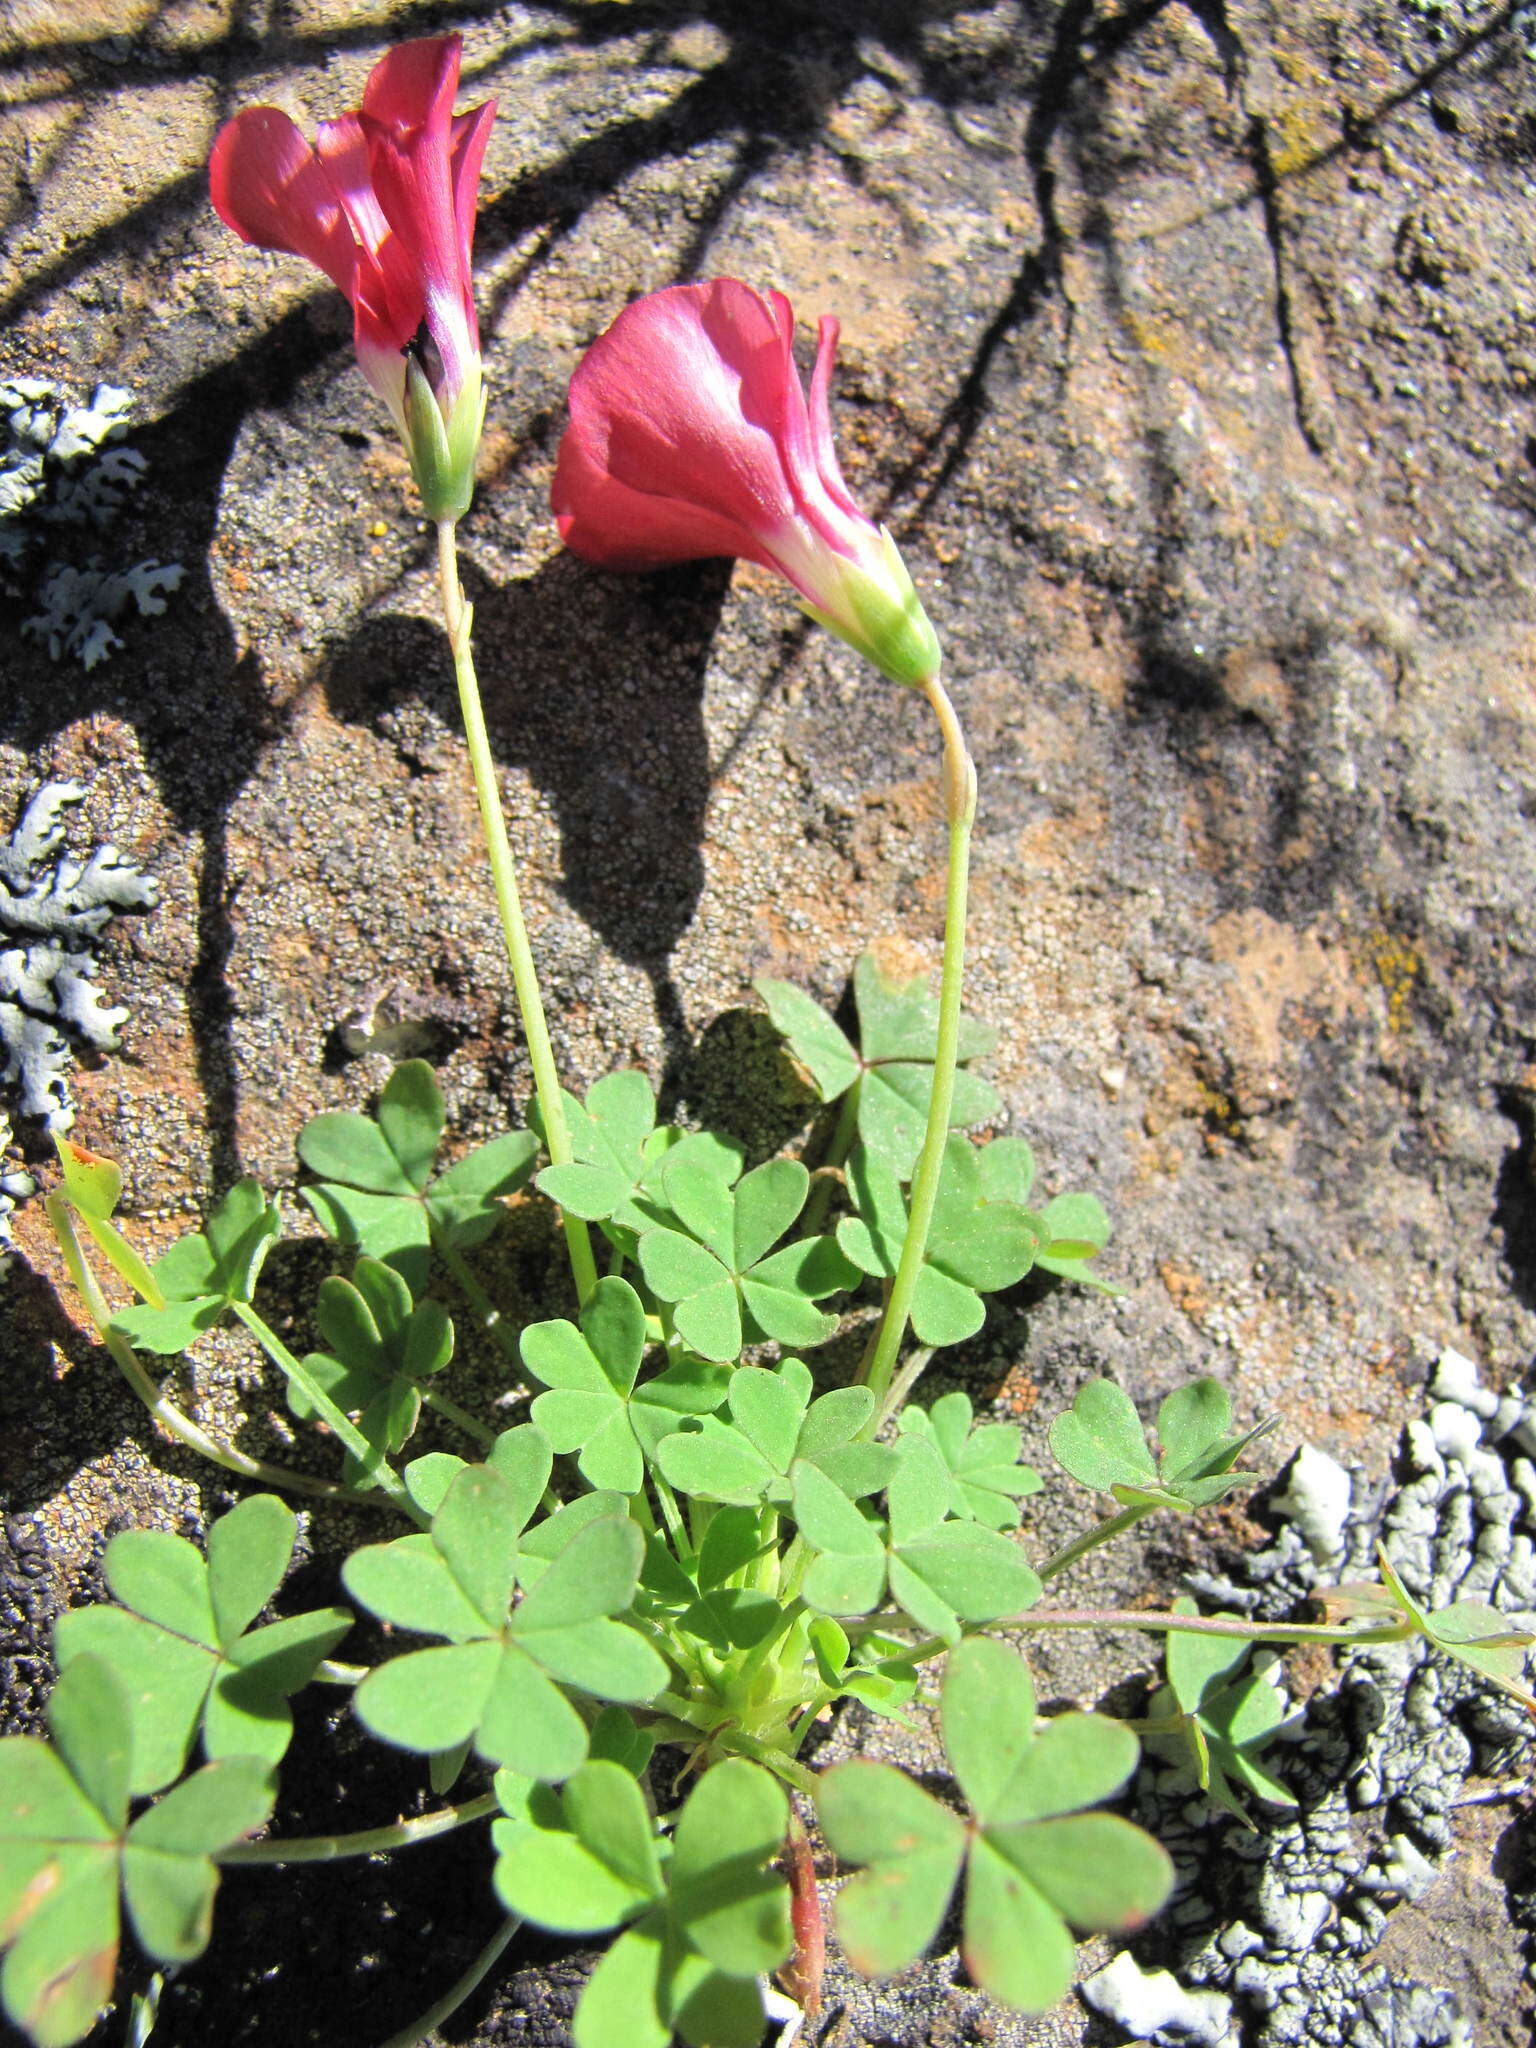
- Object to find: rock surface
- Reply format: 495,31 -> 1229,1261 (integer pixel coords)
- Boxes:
1,1 -> 1535,2045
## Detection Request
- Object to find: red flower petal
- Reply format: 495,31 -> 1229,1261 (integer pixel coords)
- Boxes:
209,107 -> 358,300
553,423 -> 767,570
449,102 -> 498,281
360,34 -> 461,139
567,282 -> 811,545
808,315 -> 865,524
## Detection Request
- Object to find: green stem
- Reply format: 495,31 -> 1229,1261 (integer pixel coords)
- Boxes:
872,1345 -> 935,1435
422,1383 -> 495,1448
800,1082 -> 861,1234
650,1468 -> 689,1553
859,673 -> 976,1418
432,1227 -> 524,1373
46,1197 -> 387,1512
377,1915 -> 522,2048
231,1301 -> 426,1526
896,1608 -> 1414,1662
221,1792 -> 499,1864
436,521 -> 597,1308
1036,1505 -> 1154,1583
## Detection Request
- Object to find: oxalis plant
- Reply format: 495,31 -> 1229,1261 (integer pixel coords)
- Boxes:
7,33 -> 1534,2048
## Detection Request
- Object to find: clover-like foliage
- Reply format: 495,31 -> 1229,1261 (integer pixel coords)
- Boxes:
791,1436 -> 1042,1641
522,1275 -> 725,1494
288,1256 -> 455,1482
0,1657 -> 272,2048
343,1439 -> 669,1781
534,1069 -> 681,1243
636,1136 -> 855,1362
299,1059 -> 537,1294
52,1495 -> 350,1792
817,1639 -> 1173,2012
1049,1377 -> 1275,1511
837,1136 -> 1042,1348
494,1756 -> 791,2048
111,1177 -> 282,1353
1320,1553 -> 1536,1716
653,1357 -> 893,1508
756,953 -> 999,1177
897,1390 -> 1042,1530
1143,1601 -> 1298,1823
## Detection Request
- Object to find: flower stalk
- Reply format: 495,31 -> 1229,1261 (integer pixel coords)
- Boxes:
858,672 -> 976,1416
435,523 -> 598,1307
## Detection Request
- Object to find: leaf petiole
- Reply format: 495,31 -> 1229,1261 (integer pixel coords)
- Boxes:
46,1194 -> 385,1510
231,1300 -> 427,1525
220,1792 -> 500,1864
1036,1504 -> 1155,1583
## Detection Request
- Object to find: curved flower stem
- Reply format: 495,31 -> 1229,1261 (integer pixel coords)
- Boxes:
231,1301 -> 427,1528
377,1914 -> 523,2048
45,1196 -> 388,1512
436,520 -> 597,1308
220,1791 -> 500,1864
857,672 -> 976,1418
1035,1505 -> 1155,1584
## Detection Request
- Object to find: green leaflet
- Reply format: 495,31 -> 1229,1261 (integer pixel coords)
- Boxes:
0,1658 -> 273,2048
818,1639 -> 1173,2012
299,1060 -> 536,1295
52,1496 -> 350,1794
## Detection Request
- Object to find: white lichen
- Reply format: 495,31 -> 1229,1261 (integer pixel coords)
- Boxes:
0,783 -> 156,1245
1,378 -> 181,663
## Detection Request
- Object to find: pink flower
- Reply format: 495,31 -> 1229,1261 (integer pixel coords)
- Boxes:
209,35 -> 493,521
553,281 -> 941,688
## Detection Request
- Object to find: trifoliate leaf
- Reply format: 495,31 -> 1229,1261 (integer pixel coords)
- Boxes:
283,1258 -> 455,1485
838,1138 -> 1041,1349
524,1277 -> 726,1494
754,953 -> 1000,1179
53,1498 -> 350,1793
0,1658 -> 273,2048
897,1391 -> 1043,1530
299,1061 -> 536,1294
1142,1600 -> 1298,1822
818,1639 -> 1172,2014
535,1070 -> 684,1241
654,1359 -> 892,1509
638,1146 -> 854,1363
1049,1377 -> 1275,1511
791,1446 -> 1042,1641
346,1465 -> 666,1781
110,1180 -> 282,1354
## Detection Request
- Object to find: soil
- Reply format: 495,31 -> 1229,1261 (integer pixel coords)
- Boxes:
1,1 -> 1535,2045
